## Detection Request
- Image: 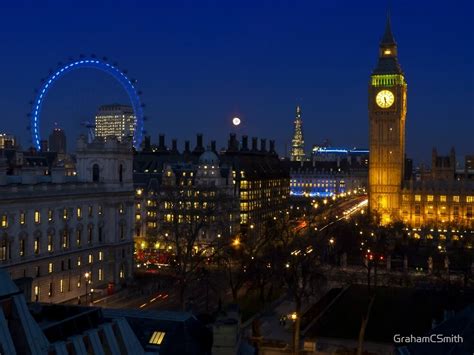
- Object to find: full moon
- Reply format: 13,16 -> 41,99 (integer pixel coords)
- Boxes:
232,117 -> 241,126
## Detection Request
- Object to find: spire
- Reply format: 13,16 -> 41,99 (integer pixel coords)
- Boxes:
381,11 -> 396,45
290,105 -> 305,162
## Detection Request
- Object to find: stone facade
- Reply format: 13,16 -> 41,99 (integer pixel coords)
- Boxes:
0,136 -> 134,303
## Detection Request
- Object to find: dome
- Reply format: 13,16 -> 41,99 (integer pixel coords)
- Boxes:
199,150 -> 219,165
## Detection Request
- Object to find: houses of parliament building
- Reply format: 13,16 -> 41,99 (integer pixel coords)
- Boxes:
368,16 -> 474,228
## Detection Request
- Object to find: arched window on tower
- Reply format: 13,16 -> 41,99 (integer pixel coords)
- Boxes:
92,164 -> 100,182
119,164 -> 123,183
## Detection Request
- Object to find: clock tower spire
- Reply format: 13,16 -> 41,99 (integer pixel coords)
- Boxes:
368,13 -> 407,225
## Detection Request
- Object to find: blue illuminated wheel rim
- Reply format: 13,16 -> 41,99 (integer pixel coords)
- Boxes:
31,58 -> 144,150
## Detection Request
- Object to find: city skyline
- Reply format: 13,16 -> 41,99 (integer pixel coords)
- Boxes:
0,1 -> 472,164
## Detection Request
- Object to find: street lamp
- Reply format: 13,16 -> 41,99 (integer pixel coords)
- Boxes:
84,272 -> 91,304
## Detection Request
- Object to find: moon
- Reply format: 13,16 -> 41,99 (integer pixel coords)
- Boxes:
232,117 -> 241,126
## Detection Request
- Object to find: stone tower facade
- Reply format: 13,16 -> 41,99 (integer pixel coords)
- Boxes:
368,15 -> 408,225
291,105 -> 306,162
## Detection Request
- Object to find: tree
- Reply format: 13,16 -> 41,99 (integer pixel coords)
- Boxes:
157,183 -> 237,310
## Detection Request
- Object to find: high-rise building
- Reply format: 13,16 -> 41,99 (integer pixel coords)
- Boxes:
0,133 -> 15,149
290,106 -> 306,162
368,14 -> 407,225
48,127 -> 67,153
95,104 -> 136,141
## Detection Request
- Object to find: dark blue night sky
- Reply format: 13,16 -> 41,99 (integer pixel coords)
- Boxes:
0,0 -> 472,165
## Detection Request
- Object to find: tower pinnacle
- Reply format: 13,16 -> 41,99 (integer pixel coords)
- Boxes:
290,105 -> 305,162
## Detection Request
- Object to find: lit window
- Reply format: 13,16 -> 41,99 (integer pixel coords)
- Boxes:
427,195 -> 434,202
19,240 -> 25,257
77,256 -> 81,266
88,205 -> 93,217
99,251 -> 103,261
98,268 -> 103,281
48,209 -> 53,222
34,210 -> 41,224
63,208 -> 68,220
467,196 -> 474,203
453,196 -> 460,202
119,204 -> 124,214
415,195 -> 421,202
135,214 -> 141,221
77,207 -> 82,218
20,212 -> 26,225
439,195 -> 446,202
48,262 -> 53,273
47,234 -> 53,252
34,238 -> 40,254
76,230 -> 81,247
383,49 -> 391,55
1,215 -> 7,228
98,205 -> 103,216
88,254 -> 93,264
60,279 -> 64,293
149,331 -> 166,345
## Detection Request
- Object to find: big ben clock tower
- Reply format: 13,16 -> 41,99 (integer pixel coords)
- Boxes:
368,14 -> 407,225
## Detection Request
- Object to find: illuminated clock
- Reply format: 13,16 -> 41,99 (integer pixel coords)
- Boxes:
376,90 -> 395,108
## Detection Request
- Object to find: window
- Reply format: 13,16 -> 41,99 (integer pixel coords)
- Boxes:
119,204 -> 124,214
414,195 -> 421,202
34,210 -> 41,224
98,268 -> 103,281
414,205 -> 421,215
88,226 -> 93,244
47,234 -> 53,252
440,195 -> 446,202
98,227 -> 103,243
77,256 -> 81,266
34,237 -> 40,255
76,230 -> 81,247
88,254 -> 93,264
62,230 -> 69,249
119,265 -> 125,279
19,240 -> 25,257
92,164 -> 100,182
48,262 -> 53,273
48,209 -> 53,222
467,206 -> 473,218
20,212 -> 26,225
35,266 -> 40,277
467,196 -> 474,203
34,285 -> 40,301
135,214 -> 141,221
453,206 -> 459,216
63,208 -> 68,220
149,331 -> 166,345
77,207 -> 82,219
119,164 -> 123,183
99,251 -> 103,261
77,278 -> 81,288
1,215 -> 7,228
120,225 -> 124,240
60,279 -> 64,293
98,205 -> 103,216
453,196 -> 460,203
48,283 -> 53,297
88,205 -> 93,217
427,195 -> 434,202
0,240 -> 8,261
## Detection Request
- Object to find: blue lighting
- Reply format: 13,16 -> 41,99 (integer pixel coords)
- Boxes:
30,58 -> 144,150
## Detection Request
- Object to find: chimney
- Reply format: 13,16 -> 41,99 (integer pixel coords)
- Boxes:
228,133 -> 237,151
269,140 -> 275,154
171,139 -> 178,153
260,139 -> 267,152
144,136 -> 151,151
158,134 -> 166,150
211,140 -> 216,152
184,140 -> 190,153
251,137 -> 258,152
241,136 -> 249,151
194,134 -> 204,153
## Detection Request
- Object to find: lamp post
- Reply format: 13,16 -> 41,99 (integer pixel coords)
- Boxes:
84,272 -> 91,304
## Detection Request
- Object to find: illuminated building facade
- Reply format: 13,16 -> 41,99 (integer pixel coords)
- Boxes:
0,133 -> 15,149
95,104 -> 136,141
368,15 -> 474,227
290,105 -> 306,162
0,136 -> 134,303
368,15 -> 407,225
222,134 -> 290,234
290,159 -> 367,198
134,134 -> 290,245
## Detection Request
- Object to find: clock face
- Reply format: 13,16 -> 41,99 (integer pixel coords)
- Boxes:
376,90 -> 395,108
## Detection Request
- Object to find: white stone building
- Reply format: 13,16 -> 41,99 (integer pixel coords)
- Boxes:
0,135 -> 134,303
